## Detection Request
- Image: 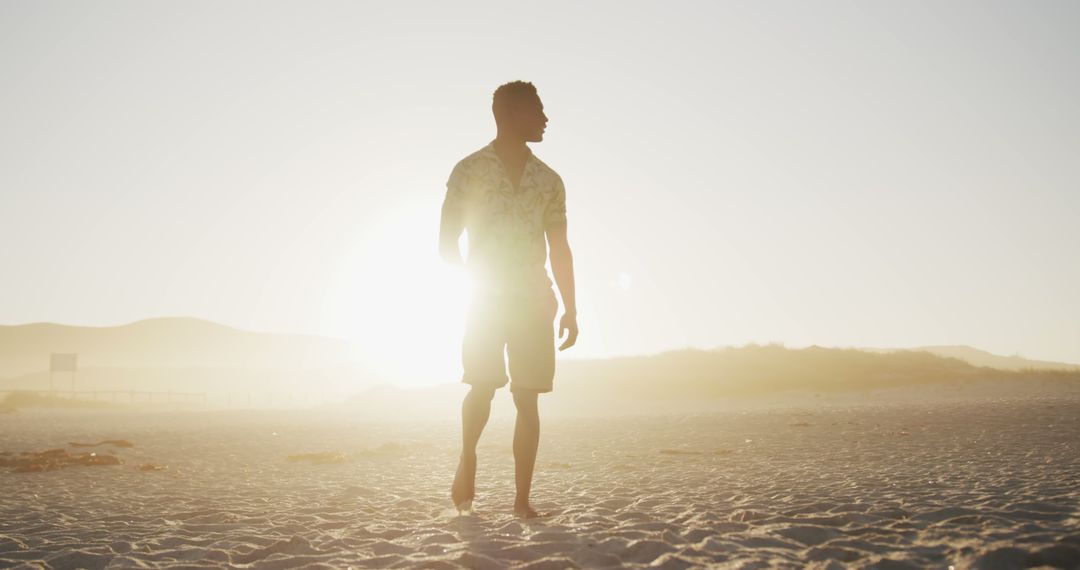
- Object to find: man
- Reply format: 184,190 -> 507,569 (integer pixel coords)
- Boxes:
439,81 -> 578,518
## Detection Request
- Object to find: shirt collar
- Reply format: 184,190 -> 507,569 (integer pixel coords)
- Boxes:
484,140 -> 535,162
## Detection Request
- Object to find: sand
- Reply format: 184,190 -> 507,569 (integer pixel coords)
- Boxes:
2,397 -> 1079,569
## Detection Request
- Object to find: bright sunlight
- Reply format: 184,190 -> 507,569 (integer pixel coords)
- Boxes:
320,198 -> 471,388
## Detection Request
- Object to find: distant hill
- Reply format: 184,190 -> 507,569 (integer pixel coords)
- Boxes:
910,346 -> 1079,371
862,345 -> 1080,371
0,317 -> 374,400
5,319 -> 1077,411
0,317 -> 357,378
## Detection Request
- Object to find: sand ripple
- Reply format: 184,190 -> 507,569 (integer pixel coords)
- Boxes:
2,398 -> 1079,568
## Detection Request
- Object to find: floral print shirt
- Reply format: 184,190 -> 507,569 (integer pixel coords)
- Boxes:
443,141 -> 567,297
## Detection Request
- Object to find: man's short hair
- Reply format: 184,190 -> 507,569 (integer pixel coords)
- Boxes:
492,81 -> 539,125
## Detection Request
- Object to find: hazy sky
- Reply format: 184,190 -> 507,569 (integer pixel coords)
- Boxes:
2,1 -> 1078,383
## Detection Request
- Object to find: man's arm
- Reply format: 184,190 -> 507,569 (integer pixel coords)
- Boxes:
439,197 -> 465,266
547,221 -> 578,350
440,163 -> 467,265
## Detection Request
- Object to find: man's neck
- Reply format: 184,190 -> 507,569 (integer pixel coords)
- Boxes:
492,135 -> 531,161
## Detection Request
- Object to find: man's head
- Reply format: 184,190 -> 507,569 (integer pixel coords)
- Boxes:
492,81 -> 548,143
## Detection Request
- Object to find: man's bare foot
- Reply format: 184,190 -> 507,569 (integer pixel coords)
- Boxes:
451,452 -> 476,513
513,502 -> 543,519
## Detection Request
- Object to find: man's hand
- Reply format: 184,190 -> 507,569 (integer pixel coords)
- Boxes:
557,312 -> 578,351
440,244 -> 463,267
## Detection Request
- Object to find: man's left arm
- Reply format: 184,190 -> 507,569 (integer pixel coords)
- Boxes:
547,221 -> 578,351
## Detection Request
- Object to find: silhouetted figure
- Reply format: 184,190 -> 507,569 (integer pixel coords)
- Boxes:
440,81 -> 578,518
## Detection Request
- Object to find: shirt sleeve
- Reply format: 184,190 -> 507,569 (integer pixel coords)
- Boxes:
543,175 -> 567,229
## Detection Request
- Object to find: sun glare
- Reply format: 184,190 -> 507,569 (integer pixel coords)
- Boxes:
321,199 -> 470,387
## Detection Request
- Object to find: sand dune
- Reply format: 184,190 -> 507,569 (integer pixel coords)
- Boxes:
2,396 -> 1079,568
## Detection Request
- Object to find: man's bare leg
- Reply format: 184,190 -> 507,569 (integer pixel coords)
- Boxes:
512,390 -> 541,518
451,386 -> 496,512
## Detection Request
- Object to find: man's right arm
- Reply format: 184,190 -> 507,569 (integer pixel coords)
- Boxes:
440,164 -> 467,265
439,197 -> 464,266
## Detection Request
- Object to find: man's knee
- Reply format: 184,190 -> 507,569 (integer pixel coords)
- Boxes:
468,386 -> 498,403
512,391 -> 539,413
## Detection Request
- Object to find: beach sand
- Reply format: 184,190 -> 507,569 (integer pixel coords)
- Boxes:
2,397 -> 1079,569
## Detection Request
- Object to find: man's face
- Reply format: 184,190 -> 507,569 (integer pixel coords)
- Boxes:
512,96 -> 548,143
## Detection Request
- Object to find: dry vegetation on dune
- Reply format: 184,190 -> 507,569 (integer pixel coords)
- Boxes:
345,345 -> 1080,422
556,344 -> 1080,399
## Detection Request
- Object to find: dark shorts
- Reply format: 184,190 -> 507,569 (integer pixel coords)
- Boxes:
461,288 -> 559,393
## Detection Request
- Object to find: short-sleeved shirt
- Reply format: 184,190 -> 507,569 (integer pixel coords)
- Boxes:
444,141 -> 567,297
